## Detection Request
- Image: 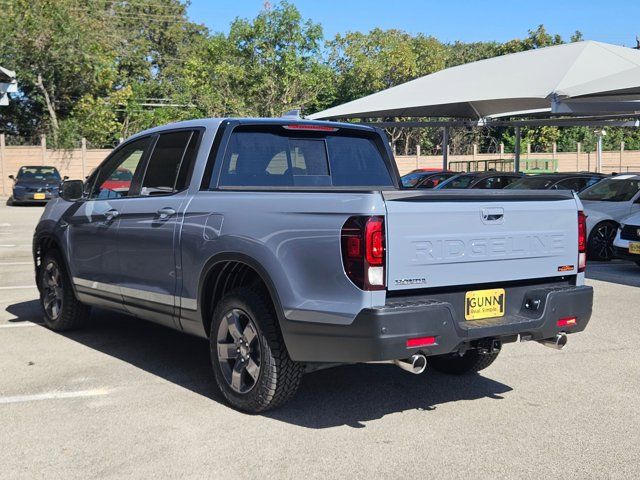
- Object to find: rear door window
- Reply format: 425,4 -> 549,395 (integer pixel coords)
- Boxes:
141,130 -> 199,196
217,127 -> 392,188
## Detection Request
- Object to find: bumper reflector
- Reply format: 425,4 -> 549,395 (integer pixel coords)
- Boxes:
557,317 -> 577,328
406,336 -> 436,348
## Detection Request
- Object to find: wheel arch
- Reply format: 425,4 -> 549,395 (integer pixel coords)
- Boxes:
197,253 -> 286,338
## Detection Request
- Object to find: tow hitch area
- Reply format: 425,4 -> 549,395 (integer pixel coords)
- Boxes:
477,338 -> 502,354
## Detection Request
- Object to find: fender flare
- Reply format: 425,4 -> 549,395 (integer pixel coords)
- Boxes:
196,252 -> 287,325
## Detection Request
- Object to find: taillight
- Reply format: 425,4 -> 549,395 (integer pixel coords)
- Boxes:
557,317 -> 577,328
341,216 -> 386,290
578,211 -> 587,273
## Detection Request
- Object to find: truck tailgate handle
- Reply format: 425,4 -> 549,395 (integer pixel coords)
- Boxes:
157,207 -> 176,220
481,207 -> 504,224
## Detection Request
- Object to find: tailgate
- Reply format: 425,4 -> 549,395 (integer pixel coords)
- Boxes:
383,190 -> 580,291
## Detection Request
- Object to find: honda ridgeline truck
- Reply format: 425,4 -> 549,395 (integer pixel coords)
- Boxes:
34,118 -> 593,412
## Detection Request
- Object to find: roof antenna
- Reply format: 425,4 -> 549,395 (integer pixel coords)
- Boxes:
281,109 -> 302,119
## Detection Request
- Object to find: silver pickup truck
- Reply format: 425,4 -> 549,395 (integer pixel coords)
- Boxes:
34,118 -> 593,412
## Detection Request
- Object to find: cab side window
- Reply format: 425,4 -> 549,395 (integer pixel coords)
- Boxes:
89,138 -> 149,200
140,130 -> 199,196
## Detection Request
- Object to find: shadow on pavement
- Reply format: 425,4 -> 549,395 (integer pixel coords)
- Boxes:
586,260 -> 640,288
6,299 -> 512,428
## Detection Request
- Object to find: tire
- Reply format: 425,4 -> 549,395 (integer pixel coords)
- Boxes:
588,221 -> 618,261
210,287 -> 303,413
427,349 -> 500,375
39,250 -> 90,331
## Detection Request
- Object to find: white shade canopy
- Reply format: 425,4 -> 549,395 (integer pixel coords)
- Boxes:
308,41 -> 640,120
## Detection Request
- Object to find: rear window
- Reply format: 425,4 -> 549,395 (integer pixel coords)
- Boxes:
217,127 -> 393,188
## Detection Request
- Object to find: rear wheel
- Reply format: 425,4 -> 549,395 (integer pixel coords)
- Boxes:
39,251 -> 90,331
588,221 -> 617,261
427,349 -> 500,375
210,287 -> 303,413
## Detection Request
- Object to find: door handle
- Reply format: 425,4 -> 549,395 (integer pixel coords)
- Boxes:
157,207 -> 176,220
103,208 -> 119,222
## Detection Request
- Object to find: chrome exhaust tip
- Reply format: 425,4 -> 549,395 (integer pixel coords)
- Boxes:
393,354 -> 427,374
537,332 -> 568,350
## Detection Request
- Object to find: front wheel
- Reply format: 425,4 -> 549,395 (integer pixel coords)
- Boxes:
210,287 -> 303,413
39,251 -> 90,331
588,222 -> 618,261
427,349 -> 500,375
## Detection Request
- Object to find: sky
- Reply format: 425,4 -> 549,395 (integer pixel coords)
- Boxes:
187,0 -> 640,46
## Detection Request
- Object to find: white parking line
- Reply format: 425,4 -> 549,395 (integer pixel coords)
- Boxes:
0,262 -> 32,266
0,389 -> 109,405
0,322 -> 38,328
0,244 -> 17,247
0,223 -> 11,227
0,285 -> 36,290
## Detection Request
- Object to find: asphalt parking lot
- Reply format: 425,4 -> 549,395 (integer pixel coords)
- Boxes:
0,201 -> 639,480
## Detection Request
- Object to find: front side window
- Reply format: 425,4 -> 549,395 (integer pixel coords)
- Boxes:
579,177 -> 640,202
90,138 -> 149,199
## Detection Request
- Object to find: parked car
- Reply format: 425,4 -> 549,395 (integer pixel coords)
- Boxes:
435,171 -> 524,189
34,118 -> 593,413
411,171 -> 457,189
401,168 -> 451,187
578,174 -> 640,260
9,166 -> 65,205
505,173 -> 605,192
101,167 -> 133,192
612,212 -> 640,267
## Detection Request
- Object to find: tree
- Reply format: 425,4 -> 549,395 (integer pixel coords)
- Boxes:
227,1 -> 332,117
0,0 -> 116,145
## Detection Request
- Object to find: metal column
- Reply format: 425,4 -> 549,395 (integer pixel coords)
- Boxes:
442,126 -> 449,170
514,126 -> 521,172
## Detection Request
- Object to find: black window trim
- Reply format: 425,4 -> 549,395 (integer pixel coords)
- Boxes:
85,127 -> 204,202
136,127 -> 204,198
206,121 -> 399,191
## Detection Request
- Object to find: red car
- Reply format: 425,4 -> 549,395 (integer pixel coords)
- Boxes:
101,167 -> 133,191
401,169 -> 455,188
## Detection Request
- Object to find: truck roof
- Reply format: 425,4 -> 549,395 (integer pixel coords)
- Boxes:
129,117 -> 375,142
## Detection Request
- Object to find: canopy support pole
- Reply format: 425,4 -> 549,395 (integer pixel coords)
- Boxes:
442,126 -> 449,170
514,126 -> 521,172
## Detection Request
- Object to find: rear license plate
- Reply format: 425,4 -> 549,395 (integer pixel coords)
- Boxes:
630,242 -> 640,255
33,193 -> 46,200
465,288 -> 506,320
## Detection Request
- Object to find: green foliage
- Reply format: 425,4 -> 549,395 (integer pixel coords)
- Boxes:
0,1 -> 631,154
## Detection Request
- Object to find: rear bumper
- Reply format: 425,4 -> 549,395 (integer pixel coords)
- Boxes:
283,282 -> 593,363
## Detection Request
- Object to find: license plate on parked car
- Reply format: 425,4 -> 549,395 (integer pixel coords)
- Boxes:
465,288 -> 506,320
33,193 -> 45,200
630,242 -> 640,255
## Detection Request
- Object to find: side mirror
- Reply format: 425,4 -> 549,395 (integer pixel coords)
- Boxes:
63,176 -> 69,181
8,175 -> 14,181
60,180 -> 84,201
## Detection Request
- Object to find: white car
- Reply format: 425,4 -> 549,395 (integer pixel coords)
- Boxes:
613,211 -> 640,267
578,174 -> 640,260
